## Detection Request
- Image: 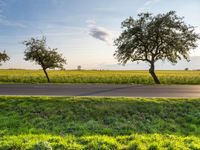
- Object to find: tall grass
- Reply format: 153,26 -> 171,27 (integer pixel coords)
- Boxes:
0,96 -> 200,149
0,69 -> 200,84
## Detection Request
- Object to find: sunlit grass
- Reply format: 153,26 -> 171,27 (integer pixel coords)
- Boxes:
0,96 -> 200,149
1,134 -> 199,150
0,69 -> 200,84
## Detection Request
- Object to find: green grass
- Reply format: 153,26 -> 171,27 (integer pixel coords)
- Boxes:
0,96 -> 200,149
0,69 -> 200,84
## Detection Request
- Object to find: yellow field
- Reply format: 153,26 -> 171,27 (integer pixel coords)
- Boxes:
0,69 -> 200,84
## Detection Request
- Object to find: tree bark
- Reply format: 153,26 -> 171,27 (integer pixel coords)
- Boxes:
43,69 -> 50,83
149,62 -> 160,84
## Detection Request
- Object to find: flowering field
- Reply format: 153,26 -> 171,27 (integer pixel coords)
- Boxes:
0,69 -> 200,84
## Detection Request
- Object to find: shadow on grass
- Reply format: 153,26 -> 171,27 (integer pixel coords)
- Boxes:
0,96 -> 200,137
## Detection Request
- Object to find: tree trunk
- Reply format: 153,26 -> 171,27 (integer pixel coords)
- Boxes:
149,63 -> 160,84
43,69 -> 50,83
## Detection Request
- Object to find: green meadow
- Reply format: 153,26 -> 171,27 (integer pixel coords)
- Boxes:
0,96 -> 200,149
0,69 -> 200,84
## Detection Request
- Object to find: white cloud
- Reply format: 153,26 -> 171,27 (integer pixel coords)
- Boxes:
144,0 -> 161,6
87,20 -> 113,45
137,0 -> 161,13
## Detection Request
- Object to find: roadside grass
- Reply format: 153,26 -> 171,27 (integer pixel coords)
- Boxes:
0,96 -> 200,149
1,134 -> 200,150
0,69 -> 200,84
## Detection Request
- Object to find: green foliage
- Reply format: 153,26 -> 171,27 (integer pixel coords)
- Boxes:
114,11 -> 200,84
23,37 -> 66,82
23,37 -> 66,70
114,11 -> 199,64
0,51 -> 10,66
0,69 -> 200,84
0,96 -> 200,149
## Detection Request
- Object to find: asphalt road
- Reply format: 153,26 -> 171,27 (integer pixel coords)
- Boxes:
0,84 -> 200,97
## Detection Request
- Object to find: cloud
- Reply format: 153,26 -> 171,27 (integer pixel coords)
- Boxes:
137,0 -> 161,12
0,0 -> 26,28
87,20 -> 113,45
0,0 -> 5,13
93,7 -> 116,12
0,16 -> 26,28
144,0 -> 161,6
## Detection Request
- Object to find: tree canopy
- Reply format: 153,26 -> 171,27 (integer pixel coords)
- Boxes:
114,11 -> 199,84
23,37 -> 67,82
0,51 -> 10,66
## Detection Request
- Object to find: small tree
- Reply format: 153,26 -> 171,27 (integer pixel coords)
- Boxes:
77,65 -> 82,70
184,68 -> 189,71
23,37 -> 67,83
0,51 -> 10,66
114,11 -> 199,84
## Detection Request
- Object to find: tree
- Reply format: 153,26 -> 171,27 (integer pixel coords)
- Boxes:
184,68 -> 189,71
77,65 -> 82,70
23,37 -> 67,83
114,11 -> 199,84
0,51 -> 10,66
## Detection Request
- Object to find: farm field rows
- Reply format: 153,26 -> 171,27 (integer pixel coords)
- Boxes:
0,69 -> 200,84
0,96 -> 200,149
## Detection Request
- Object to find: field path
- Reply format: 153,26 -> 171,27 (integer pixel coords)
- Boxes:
0,84 -> 200,97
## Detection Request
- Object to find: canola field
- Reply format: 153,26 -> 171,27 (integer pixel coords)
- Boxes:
0,69 -> 200,84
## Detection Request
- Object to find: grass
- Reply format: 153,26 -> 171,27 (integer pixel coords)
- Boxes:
0,69 -> 200,84
0,96 -> 200,149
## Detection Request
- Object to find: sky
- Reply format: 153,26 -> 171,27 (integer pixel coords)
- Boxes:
0,0 -> 200,70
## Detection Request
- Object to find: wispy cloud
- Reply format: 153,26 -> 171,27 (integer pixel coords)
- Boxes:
144,0 -> 161,6
93,7 -> 116,12
0,15 -> 26,28
0,0 -> 5,13
87,20 -> 113,45
137,0 -> 161,12
0,0 -> 26,28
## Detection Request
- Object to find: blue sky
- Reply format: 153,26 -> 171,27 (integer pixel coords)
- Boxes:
0,0 -> 200,70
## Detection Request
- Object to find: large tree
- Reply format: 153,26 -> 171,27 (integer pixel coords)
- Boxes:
114,11 -> 199,84
0,51 -> 10,66
23,37 -> 67,83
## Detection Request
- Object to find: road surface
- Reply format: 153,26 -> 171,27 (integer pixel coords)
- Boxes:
0,84 -> 200,97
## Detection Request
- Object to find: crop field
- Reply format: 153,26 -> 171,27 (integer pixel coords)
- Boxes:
0,69 -> 200,84
0,96 -> 200,149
